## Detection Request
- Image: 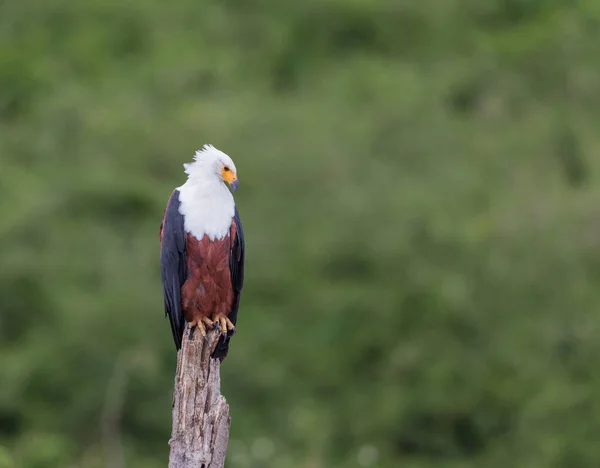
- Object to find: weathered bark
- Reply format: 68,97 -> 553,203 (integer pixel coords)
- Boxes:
168,328 -> 231,468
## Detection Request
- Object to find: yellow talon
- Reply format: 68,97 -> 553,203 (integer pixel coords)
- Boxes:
212,314 -> 235,336
189,316 -> 215,342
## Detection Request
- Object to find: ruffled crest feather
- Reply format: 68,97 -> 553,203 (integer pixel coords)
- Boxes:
183,144 -> 233,177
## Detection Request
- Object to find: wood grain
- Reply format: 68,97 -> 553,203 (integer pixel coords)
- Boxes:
168,328 -> 230,468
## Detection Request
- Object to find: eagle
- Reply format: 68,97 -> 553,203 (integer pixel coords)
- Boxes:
159,145 -> 245,360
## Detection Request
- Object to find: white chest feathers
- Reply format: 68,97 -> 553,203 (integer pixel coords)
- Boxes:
177,183 -> 235,241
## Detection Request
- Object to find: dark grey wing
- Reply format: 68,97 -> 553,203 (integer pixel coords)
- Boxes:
213,205 -> 245,360
159,189 -> 187,350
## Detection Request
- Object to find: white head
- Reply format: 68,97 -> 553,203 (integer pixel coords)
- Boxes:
178,145 -> 238,240
183,144 -> 239,192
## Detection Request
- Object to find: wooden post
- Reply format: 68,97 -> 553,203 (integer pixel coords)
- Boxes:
168,328 -> 231,468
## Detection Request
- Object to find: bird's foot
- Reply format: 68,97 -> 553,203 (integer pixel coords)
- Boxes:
188,317 -> 214,344
211,314 -> 236,339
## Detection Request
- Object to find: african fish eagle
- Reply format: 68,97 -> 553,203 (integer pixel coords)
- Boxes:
159,145 -> 245,360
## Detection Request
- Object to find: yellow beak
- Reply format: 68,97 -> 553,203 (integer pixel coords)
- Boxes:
222,169 -> 238,191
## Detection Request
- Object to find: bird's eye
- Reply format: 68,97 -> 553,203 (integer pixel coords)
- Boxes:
223,167 -> 230,172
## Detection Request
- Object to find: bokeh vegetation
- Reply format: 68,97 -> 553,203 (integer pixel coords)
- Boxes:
2,0 -> 600,466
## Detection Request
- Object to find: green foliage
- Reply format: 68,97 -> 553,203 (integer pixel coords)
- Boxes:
2,0 -> 600,466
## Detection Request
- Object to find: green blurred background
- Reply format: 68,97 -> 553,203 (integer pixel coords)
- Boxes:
2,0 -> 600,467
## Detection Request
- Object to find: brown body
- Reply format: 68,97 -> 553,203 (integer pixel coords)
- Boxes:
180,221 -> 238,323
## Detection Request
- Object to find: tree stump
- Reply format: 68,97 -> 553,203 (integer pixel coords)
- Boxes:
168,328 -> 231,468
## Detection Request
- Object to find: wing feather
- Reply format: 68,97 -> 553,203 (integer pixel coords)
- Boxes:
160,189 -> 187,349
212,205 -> 245,360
